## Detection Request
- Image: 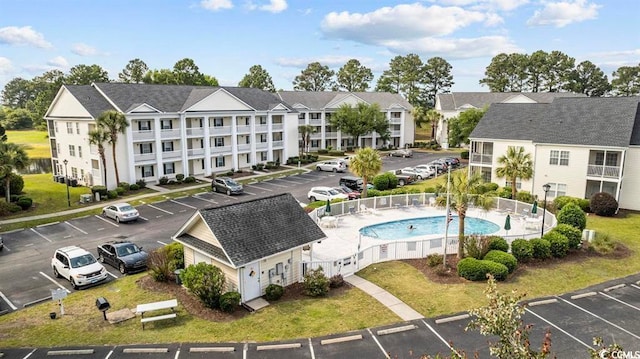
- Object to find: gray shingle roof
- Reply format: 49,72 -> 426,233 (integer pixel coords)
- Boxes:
64,85 -> 115,118
277,91 -> 412,110
175,233 -> 231,265
192,193 -> 326,267
437,92 -> 585,111
471,97 -> 640,147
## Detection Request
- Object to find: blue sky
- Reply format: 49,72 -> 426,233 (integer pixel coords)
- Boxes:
0,0 -> 638,93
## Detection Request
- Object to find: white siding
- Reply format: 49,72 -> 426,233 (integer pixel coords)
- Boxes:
257,248 -> 303,293
533,144 -> 590,200
620,147 -> 640,210
490,140 -> 536,193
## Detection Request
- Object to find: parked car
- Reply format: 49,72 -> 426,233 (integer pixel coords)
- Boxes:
440,157 -> 461,168
51,246 -> 108,289
97,241 -> 149,274
0,235 -> 3,251
307,186 -> 349,202
400,167 -> 425,180
102,203 -> 139,223
316,160 -> 347,172
414,164 -> 437,178
342,155 -> 356,167
212,176 -> 243,195
388,169 -> 417,186
389,148 -> 413,157
428,159 -> 449,174
408,166 -> 435,180
334,186 -> 360,200
339,176 -> 364,192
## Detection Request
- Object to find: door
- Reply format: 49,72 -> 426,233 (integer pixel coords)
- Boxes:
241,262 -> 261,301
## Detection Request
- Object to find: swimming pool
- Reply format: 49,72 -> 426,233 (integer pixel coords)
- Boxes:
359,216 -> 500,239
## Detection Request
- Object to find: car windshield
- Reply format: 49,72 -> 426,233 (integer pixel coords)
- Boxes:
117,244 -> 140,257
119,205 -> 134,212
225,179 -> 239,186
327,189 -> 340,195
70,254 -> 97,268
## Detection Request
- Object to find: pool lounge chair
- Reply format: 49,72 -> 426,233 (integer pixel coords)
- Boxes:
360,204 -> 378,215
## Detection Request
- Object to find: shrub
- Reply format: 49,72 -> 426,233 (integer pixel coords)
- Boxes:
578,198 -> 591,213
147,247 -> 172,282
588,233 -> 617,255
107,190 -> 118,199
16,196 -> 32,210
115,186 -> 125,195
181,262 -> 226,309
530,238 -> 551,260
118,182 -> 130,191
129,183 -> 140,191
510,239 -> 533,262
303,266 -> 330,297
552,223 -> 582,249
91,185 -> 108,197
426,254 -> 443,267
159,176 -> 169,185
515,191 -> 533,203
464,235 -> 491,259
136,179 -> 147,188
553,196 -> 581,210
457,258 -> 509,281
165,242 -> 184,270
0,201 -> 21,215
557,203 -> 587,231
176,174 -> 185,182
460,150 -> 469,159
265,284 -> 284,301
543,232 -> 569,258
484,250 -> 517,273
317,149 -> 328,154
590,192 -> 618,217
487,236 -> 509,252
373,172 -> 397,190
329,274 -> 345,288
219,291 -> 241,313
496,187 -> 512,199
0,173 -> 24,197
184,176 -> 196,183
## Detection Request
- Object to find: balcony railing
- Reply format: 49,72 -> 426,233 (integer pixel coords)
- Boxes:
236,125 -> 251,134
132,130 -> 155,141
272,140 -> 283,148
238,144 -> 251,152
470,153 -> 493,165
186,127 -> 204,137
325,132 -> 338,138
256,142 -> 268,150
210,126 -> 232,135
211,145 -> 231,153
255,124 -> 268,132
162,150 -> 182,159
309,133 -> 322,139
160,129 -> 180,138
587,165 -> 621,178
389,117 -> 402,124
134,153 -> 156,162
272,123 -> 283,130
187,148 -> 205,157
309,118 -> 322,125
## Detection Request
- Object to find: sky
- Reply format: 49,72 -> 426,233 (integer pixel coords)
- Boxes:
0,0 -> 638,94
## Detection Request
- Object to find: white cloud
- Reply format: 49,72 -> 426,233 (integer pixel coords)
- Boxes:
201,0 -> 233,11
431,0 -> 529,12
71,43 -> 98,56
0,57 -> 13,74
276,55 -> 372,68
47,56 -> 69,68
527,0 -> 600,28
298,8 -> 312,16
0,26 -> 53,48
381,35 -> 522,59
245,0 -> 287,13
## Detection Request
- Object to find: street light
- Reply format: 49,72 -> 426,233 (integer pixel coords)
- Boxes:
63,159 -> 70,207
541,183 -> 551,237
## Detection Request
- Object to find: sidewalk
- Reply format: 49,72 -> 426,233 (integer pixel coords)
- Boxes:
345,275 -> 424,321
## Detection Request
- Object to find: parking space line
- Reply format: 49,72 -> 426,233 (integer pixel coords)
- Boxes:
259,180 -> 287,188
366,328 -> 390,359
525,308 -> 593,350
598,292 -> 640,312
157,240 -> 168,246
64,221 -> 88,235
0,290 -> 17,310
274,178 -> 304,185
95,215 -> 119,227
39,271 -> 71,293
631,284 -> 640,290
242,190 -> 256,196
170,199 -> 196,210
139,216 -> 148,221
421,320 -> 462,357
29,228 -> 52,243
246,183 -> 273,191
308,338 -> 316,359
148,204 -> 174,215
192,195 -> 217,204
556,296 -> 640,340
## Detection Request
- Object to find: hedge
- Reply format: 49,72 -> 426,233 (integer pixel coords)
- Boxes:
543,232 -> 569,258
457,257 -> 509,281
530,238 -> 551,259
552,224 -> 582,250
556,203 -> 587,231
510,239 -> 533,262
487,236 -> 509,252
484,250 -> 518,273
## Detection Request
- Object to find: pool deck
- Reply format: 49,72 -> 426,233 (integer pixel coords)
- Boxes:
309,205 -> 542,262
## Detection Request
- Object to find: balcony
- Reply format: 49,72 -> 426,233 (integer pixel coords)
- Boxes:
210,126 -> 232,135
470,153 -> 493,165
389,117 -> 402,124
309,118 -> 322,125
236,125 -> 251,134
211,145 -> 231,154
132,130 -> 155,141
256,142 -> 268,150
255,124 -> 268,132
325,132 -> 338,138
162,150 -> 182,159
309,133 -> 322,140
272,123 -> 283,130
134,153 -> 156,162
186,127 -> 204,137
160,129 -> 180,139
587,165 -> 621,178
187,148 -> 205,157
238,144 -> 251,152
272,140 -> 284,148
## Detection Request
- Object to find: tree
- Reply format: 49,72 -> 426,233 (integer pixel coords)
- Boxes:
526,50 -> 549,92
1,108 -> 34,130
88,127 -> 110,188
142,68 -> 177,84
28,70 -> 65,126
447,108 -> 486,147
201,74 -> 219,86
293,62 -> 335,91
610,64 -> 640,96
543,50 -> 575,92
349,147 -> 382,198
173,58 -> 206,85
1,77 -> 34,108
566,60 -> 610,97
118,58 -> 149,83
298,125 -> 316,156
0,142 -> 29,202
375,56 -> 403,94
495,146 -> 534,200
96,110 -> 129,186
336,59 -> 373,92
376,54 -> 424,106
413,106 -> 442,140
66,64 -> 110,85
238,65 -> 276,92
422,57 -> 454,107
329,103 -> 389,147
479,53 -> 528,92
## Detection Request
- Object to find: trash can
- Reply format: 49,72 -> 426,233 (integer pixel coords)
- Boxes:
69,178 -> 78,187
174,269 -> 184,285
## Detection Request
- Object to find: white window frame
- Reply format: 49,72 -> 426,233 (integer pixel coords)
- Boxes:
140,143 -> 153,154
163,162 -> 175,175
214,137 -> 225,147
161,119 -> 172,130
69,145 -> 75,157
550,150 -> 569,166
162,141 -> 173,152
547,183 -> 567,198
215,157 -> 225,167
66,122 -> 73,134
78,146 -> 82,158
213,118 -> 224,127
142,165 -> 154,177
75,122 -> 80,134
138,121 -> 151,131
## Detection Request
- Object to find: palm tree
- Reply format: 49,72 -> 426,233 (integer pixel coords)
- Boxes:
441,170 -> 493,258
413,107 -> 443,141
0,142 -> 29,202
298,125 -> 316,156
349,147 -> 382,198
88,127 -> 109,188
97,110 -> 129,186
496,146 -> 533,200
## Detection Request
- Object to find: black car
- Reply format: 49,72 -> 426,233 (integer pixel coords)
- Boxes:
97,241 -> 148,274
339,176 -> 364,192
440,157 -> 461,168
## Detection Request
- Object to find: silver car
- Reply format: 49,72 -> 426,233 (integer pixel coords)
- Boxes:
102,203 -> 139,223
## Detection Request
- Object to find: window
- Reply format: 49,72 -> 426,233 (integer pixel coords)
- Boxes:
213,118 -> 223,127
246,153 -> 250,162
80,169 -> 84,179
140,143 -> 152,154
142,165 -> 154,177
260,152 -> 268,161
391,112 -> 401,119
215,156 -> 225,167
260,134 -> 267,143
162,141 -> 173,152
66,122 -> 73,134
163,162 -> 175,174
138,121 -> 151,131
311,140 -> 320,148
78,146 -> 82,158
214,137 -> 224,147
504,180 -> 522,190
75,123 -> 80,134
550,150 -> 569,166
92,159 -> 99,170
606,153 -> 618,166
310,113 -> 321,120
71,167 -> 78,178
69,145 -> 76,157
298,113 -> 306,120
547,183 -> 567,198
259,116 -> 267,125
161,120 -> 172,130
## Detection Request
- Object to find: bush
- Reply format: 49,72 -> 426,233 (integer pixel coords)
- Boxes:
91,185 -> 108,197
159,176 -> 169,185
147,247 -> 172,282
329,274 -> 345,288
426,254 -> 443,267
515,191 -> 533,203
16,196 -> 32,210
590,192 -> 618,217
303,266 -> 330,297
484,250 -> 517,273
136,179 -> 147,188
317,149 -> 328,155
487,236 -> 509,252
557,203 -> 587,231
530,238 -> 551,260
510,239 -> 533,262
107,190 -> 118,199
0,201 -> 21,215
464,235 -> 491,259
460,150 -> 469,159
219,291 -> 241,313
118,182 -> 130,191
588,233 -> 617,255
181,262 -> 226,309
553,196 -> 581,210
165,242 -> 184,270
115,186 -> 125,195
552,223 -> 582,249
0,173 -> 24,197
129,183 -> 140,191
373,172 -> 397,190
457,258 -> 509,281
184,176 -> 196,183
578,198 -> 591,213
176,174 -> 185,182
265,284 -> 284,301
496,187 -> 512,199
543,232 -> 569,258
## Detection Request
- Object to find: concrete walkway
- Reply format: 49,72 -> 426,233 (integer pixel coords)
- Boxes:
345,275 -> 424,321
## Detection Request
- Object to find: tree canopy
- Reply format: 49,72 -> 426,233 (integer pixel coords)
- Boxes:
495,146 -> 534,199
349,147 -> 382,198
328,103 -> 389,147
336,59 -> 373,92
293,62 -> 335,91
118,58 -> 149,83
238,65 -> 276,92
66,64 -> 110,85
447,108 -> 486,147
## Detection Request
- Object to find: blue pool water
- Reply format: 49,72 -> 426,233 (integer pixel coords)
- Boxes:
360,216 -> 500,239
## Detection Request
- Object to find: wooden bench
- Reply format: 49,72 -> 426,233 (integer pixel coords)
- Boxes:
136,299 -> 178,330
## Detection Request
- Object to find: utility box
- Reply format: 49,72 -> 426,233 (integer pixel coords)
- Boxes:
96,297 -> 110,312
80,194 -> 92,203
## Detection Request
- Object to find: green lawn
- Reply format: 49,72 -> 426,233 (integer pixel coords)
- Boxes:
5,130 -> 50,158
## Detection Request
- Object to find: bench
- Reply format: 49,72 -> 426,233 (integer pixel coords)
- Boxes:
136,299 -> 178,330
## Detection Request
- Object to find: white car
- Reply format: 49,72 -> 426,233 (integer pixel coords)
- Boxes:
51,246 -> 108,289
307,186 -> 349,202
412,165 -> 437,179
316,160 -> 347,173
102,202 -> 139,223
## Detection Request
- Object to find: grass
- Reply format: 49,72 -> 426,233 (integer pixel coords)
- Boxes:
5,130 -> 50,158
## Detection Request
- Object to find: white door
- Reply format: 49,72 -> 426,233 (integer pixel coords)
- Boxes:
241,262 -> 261,301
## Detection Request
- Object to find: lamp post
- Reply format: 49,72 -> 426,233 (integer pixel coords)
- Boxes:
541,183 -> 551,237
63,159 -> 70,207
